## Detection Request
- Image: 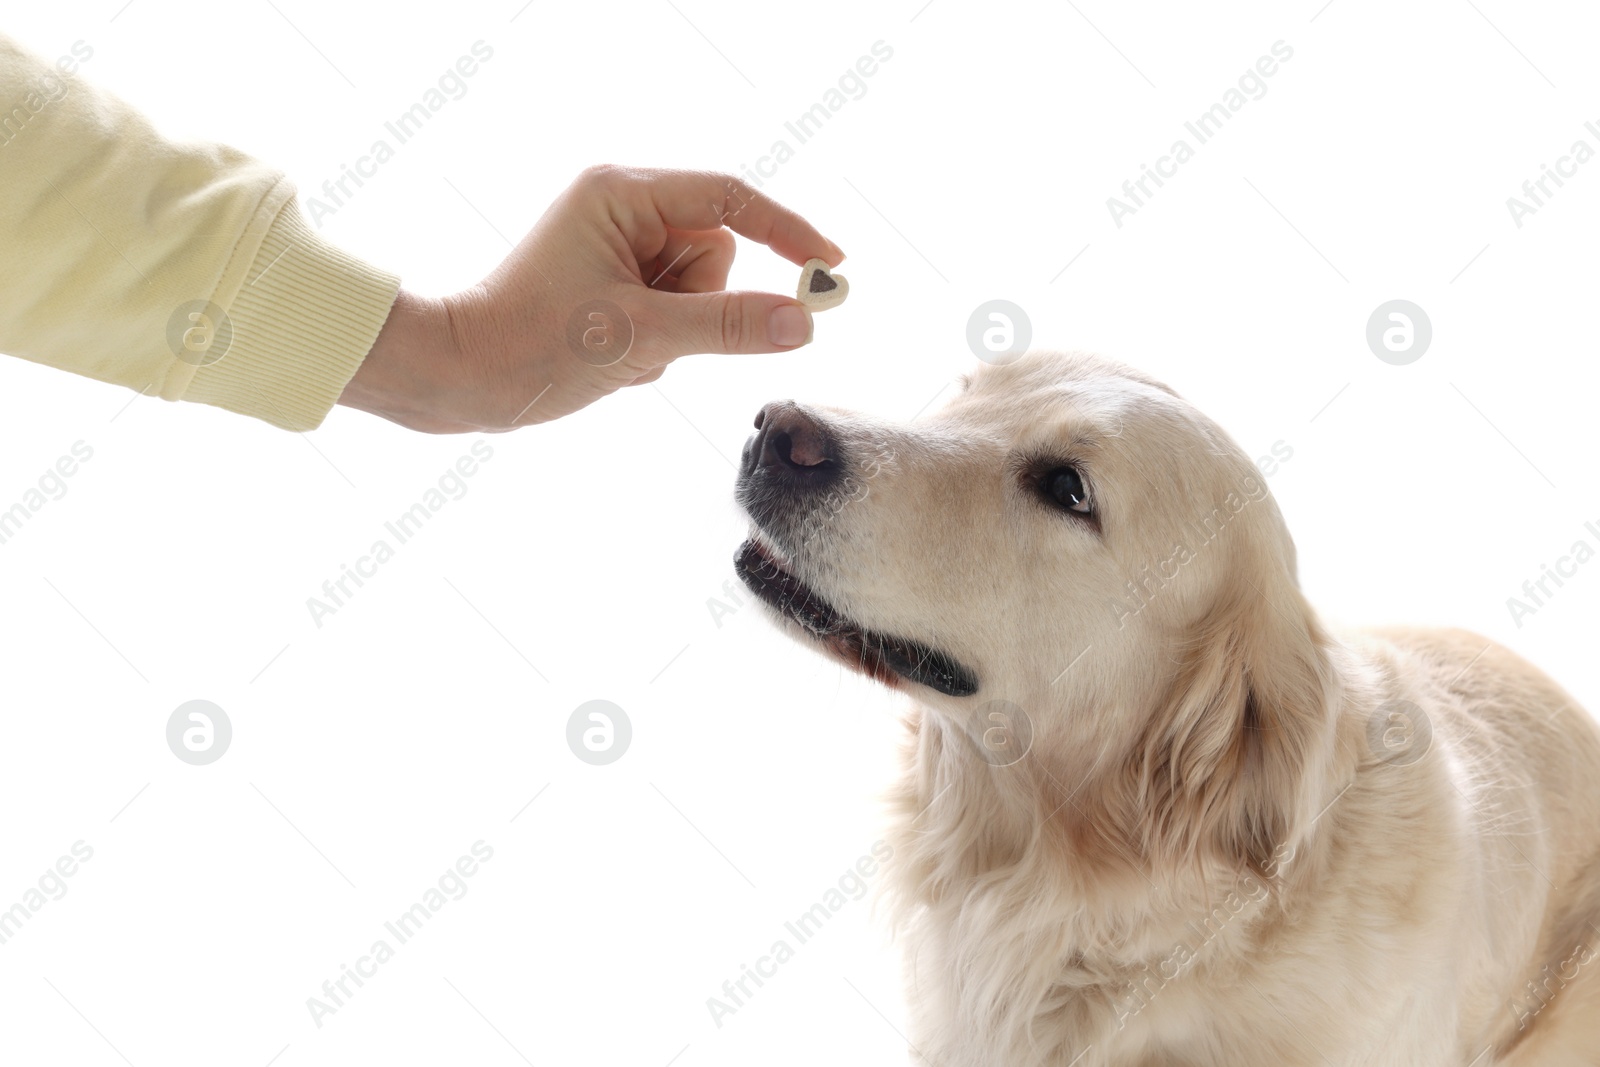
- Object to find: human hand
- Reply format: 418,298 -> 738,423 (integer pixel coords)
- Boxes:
338,165 -> 845,433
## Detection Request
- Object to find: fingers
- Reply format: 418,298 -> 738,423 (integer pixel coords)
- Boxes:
632,226 -> 810,359
639,288 -> 812,357
657,170 -> 844,268
580,165 -> 844,269
645,228 -> 735,294
626,366 -> 667,387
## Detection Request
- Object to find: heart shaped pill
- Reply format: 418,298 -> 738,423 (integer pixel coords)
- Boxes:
797,259 -> 848,311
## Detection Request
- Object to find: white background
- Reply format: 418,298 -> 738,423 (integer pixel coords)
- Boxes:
3,1 -> 1599,1065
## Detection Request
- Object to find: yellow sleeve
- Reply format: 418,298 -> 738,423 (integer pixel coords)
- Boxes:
0,34 -> 401,431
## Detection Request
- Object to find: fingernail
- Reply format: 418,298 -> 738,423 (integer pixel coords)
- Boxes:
768,304 -> 812,347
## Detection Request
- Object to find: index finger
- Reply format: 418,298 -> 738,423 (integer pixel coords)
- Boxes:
635,168 -> 845,269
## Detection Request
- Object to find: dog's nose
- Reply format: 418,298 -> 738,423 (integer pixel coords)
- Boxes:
746,400 -> 838,483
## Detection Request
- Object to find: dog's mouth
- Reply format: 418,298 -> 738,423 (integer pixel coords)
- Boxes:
734,538 -> 979,698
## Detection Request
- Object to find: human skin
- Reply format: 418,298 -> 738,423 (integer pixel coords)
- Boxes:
338,165 -> 845,433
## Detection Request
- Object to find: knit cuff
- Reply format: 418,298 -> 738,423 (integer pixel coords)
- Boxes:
178,196 -> 401,431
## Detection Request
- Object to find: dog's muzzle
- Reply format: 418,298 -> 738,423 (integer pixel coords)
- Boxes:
733,401 -> 981,699
740,400 -> 840,489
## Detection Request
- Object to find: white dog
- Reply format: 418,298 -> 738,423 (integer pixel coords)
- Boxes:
733,351 -> 1600,1066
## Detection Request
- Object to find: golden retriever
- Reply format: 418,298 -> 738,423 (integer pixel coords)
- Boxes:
733,351 -> 1600,1066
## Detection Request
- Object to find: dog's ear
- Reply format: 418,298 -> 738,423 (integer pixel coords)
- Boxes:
1130,568 -> 1334,869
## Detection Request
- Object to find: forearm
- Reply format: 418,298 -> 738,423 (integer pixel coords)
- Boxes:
337,290 -> 475,434
0,32 -> 399,430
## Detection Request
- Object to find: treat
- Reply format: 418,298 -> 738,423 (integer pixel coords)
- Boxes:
797,258 -> 848,311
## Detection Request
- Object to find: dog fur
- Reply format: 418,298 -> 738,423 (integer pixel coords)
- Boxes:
735,352 -> 1600,1066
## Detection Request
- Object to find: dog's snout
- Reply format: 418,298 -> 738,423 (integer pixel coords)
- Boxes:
745,401 -> 839,485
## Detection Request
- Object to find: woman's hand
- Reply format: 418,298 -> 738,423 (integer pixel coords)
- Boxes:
338,165 -> 845,433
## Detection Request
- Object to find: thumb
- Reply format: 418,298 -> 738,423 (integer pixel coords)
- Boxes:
642,289 -> 814,357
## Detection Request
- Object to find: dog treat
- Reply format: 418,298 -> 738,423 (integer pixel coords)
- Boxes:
797,258 -> 848,311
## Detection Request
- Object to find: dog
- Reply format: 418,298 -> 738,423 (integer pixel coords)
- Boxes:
732,351 -> 1600,1066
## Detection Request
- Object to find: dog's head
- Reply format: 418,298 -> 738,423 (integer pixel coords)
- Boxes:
735,351 -> 1335,865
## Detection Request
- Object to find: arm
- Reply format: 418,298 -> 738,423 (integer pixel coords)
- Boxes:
340,164 -> 845,432
0,33 -> 399,431
0,35 -> 842,434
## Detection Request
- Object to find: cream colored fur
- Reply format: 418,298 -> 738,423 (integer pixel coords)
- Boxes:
745,352 -> 1600,1066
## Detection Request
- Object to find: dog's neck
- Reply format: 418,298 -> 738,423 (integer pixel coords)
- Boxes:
883,695 -> 1348,1059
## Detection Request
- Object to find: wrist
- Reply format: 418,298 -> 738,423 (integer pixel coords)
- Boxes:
338,289 -> 465,432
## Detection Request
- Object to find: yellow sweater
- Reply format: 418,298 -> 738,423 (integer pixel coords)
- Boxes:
0,34 -> 400,431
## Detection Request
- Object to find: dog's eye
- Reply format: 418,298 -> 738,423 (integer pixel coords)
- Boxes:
1041,466 -> 1092,515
